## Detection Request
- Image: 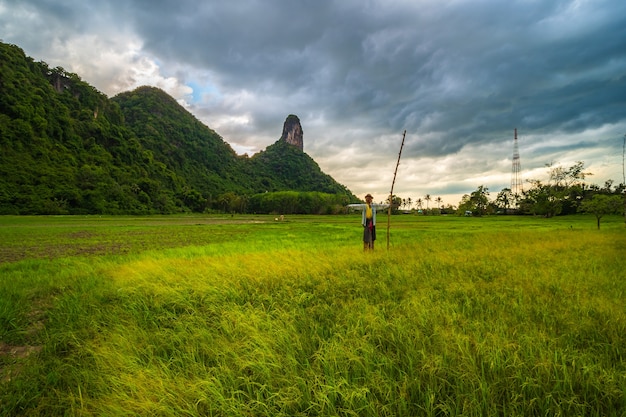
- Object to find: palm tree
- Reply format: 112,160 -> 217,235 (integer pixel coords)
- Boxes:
425,194 -> 431,210
407,197 -> 412,210
436,196 -> 443,209
416,198 -> 423,211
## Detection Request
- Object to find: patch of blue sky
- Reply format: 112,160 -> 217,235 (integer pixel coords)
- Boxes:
187,80 -> 221,104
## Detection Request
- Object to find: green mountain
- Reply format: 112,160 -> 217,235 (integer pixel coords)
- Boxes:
0,41 -> 357,214
249,140 -> 354,195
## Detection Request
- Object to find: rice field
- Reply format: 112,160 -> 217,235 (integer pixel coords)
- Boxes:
0,214 -> 625,416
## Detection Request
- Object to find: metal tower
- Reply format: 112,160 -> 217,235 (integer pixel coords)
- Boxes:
510,128 -> 523,204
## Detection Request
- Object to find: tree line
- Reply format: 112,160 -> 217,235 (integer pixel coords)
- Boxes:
393,161 -> 624,228
208,191 -> 350,215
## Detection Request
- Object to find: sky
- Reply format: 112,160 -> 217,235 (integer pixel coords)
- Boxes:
2,0 -> 625,206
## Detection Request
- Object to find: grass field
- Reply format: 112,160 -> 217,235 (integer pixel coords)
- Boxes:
1,214 -> 625,416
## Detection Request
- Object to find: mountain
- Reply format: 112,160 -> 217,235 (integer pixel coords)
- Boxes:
112,86 -> 247,196
0,41 -> 357,214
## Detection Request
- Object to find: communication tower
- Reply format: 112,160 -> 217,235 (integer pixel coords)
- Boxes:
510,128 -> 523,205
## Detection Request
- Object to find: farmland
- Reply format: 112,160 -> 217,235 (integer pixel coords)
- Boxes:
1,214 -> 625,416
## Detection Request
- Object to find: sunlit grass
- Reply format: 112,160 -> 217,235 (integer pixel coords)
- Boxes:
1,214 -> 625,415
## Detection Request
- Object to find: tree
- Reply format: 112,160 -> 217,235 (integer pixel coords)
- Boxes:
424,194 -> 431,211
387,194 -> 402,213
441,204 -> 456,215
548,160 -> 591,188
520,180 -> 560,217
579,194 -> 623,229
456,187 -> 490,216
522,161 -> 592,217
181,188 -> 207,212
457,194 -> 472,215
217,192 -> 241,213
495,188 -> 513,212
470,186 -> 490,216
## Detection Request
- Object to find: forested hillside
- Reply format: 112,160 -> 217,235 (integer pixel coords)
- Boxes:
0,42 -> 357,214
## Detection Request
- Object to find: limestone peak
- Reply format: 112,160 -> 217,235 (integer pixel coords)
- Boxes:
279,114 -> 303,151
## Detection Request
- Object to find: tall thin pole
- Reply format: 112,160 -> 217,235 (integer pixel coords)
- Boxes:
622,133 -> 625,188
622,133 -> 625,226
387,130 -> 406,250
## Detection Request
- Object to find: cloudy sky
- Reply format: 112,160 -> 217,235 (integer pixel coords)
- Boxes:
2,0 -> 625,205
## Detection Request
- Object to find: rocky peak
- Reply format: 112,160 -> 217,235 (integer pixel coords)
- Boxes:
280,114 -> 303,151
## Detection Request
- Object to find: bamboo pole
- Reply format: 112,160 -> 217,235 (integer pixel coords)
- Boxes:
622,134 -> 625,226
387,130 -> 406,250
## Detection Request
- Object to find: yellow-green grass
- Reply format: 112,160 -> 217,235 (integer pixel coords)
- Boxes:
1,214 -> 625,416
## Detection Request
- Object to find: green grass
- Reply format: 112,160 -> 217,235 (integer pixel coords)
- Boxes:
1,214 -> 625,416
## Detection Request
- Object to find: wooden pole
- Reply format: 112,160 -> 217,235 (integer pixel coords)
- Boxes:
622,134 -> 625,227
387,130 -> 406,250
